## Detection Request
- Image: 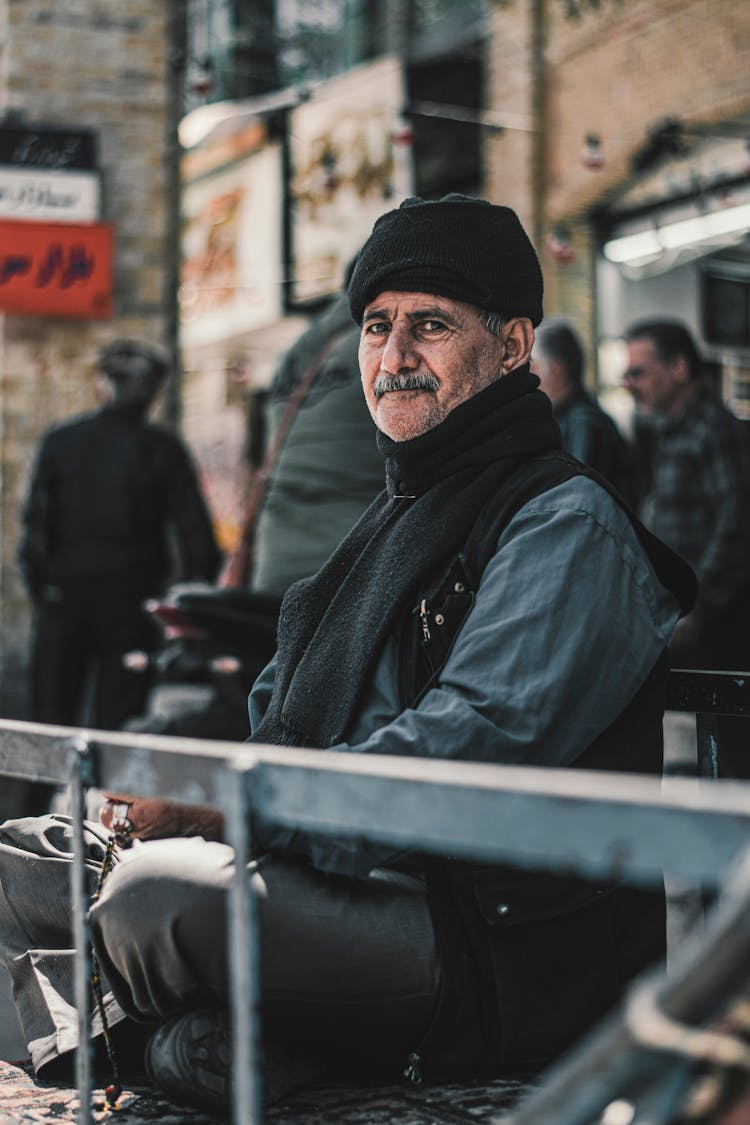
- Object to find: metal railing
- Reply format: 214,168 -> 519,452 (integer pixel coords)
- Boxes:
1,707 -> 750,1124
666,666 -> 750,779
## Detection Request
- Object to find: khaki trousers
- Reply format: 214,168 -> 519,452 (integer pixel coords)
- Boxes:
0,815 -> 440,1078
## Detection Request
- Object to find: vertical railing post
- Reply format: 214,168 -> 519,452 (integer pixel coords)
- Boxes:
696,712 -> 719,780
223,759 -> 262,1125
67,736 -> 97,1125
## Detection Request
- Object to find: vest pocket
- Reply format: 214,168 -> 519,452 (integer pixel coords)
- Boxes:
468,866 -> 626,1068
471,867 -> 615,928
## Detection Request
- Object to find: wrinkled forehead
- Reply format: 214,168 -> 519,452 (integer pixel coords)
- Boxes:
362,290 -> 481,321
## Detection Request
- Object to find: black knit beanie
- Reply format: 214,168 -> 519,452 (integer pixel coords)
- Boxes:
347,194 -> 543,326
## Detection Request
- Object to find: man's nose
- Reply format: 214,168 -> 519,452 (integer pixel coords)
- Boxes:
382,324 -> 419,372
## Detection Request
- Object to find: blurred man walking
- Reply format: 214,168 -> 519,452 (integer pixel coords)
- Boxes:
17,340 -> 221,731
622,319 -> 750,670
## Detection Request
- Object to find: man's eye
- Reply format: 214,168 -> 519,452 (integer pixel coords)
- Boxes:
364,322 -> 388,336
420,320 -> 446,333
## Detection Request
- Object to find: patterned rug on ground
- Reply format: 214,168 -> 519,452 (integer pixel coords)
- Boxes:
0,1059 -> 530,1124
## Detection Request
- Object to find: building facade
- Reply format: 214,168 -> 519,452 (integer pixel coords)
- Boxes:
486,0 -> 750,417
179,0 -> 750,525
1,0 -> 748,718
176,0 -> 490,551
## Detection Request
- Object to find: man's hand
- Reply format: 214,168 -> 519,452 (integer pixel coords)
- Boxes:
100,793 -> 224,845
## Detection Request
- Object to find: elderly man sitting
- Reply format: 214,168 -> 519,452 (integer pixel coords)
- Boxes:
0,195 -> 694,1113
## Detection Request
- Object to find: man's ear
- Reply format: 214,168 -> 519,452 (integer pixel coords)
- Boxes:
93,374 -> 112,405
672,354 -> 691,385
500,318 -> 535,374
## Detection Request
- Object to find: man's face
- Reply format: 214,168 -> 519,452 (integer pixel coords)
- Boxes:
622,337 -> 685,416
358,291 -> 507,441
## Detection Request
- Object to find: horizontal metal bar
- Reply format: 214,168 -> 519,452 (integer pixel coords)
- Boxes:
251,754 -> 750,888
4,721 -> 750,889
0,718 -> 233,798
666,668 -> 750,716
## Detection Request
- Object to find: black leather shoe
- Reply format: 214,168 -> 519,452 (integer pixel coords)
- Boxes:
145,1008 -> 231,1115
145,1008 -> 324,1114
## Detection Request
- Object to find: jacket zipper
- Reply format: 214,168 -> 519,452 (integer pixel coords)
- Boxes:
403,962 -> 447,1086
419,597 -> 431,643
403,1050 -> 422,1085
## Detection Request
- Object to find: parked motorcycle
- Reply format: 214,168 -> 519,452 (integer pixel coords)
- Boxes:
123,583 -> 281,741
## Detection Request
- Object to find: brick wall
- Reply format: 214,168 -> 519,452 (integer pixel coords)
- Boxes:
0,0 -> 178,717
544,0 -> 750,221
486,0 -> 540,237
486,0 -> 750,384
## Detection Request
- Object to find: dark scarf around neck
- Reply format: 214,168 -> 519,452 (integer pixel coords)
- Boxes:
250,366 -> 561,749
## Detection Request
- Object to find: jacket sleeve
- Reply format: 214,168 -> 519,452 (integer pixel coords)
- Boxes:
248,655 -> 276,730
339,480 -> 679,770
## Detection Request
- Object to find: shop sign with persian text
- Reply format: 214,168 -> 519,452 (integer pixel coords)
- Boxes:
0,123 -> 99,170
0,166 -> 101,221
0,122 -> 101,222
0,218 -> 113,319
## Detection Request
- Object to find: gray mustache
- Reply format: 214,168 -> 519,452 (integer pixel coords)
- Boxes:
372,372 -> 440,397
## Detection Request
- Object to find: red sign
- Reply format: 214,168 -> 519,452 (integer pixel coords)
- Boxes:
0,218 -> 113,319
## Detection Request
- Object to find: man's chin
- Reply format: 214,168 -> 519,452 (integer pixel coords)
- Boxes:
375,396 -> 440,441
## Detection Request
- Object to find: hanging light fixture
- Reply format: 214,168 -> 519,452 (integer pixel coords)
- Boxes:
603,200 -> 750,265
547,224 -> 576,263
580,134 -> 604,170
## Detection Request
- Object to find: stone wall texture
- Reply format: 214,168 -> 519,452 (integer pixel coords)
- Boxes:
0,0 -> 176,717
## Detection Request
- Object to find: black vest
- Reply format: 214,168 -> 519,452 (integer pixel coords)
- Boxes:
398,452 -> 686,1079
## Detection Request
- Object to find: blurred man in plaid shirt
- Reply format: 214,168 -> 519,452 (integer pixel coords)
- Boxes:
623,319 -> 750,677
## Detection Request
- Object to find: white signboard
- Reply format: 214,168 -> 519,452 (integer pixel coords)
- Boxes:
180,142 -> 283,347
289,56 -> 411,305
0,166 -> 100,221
